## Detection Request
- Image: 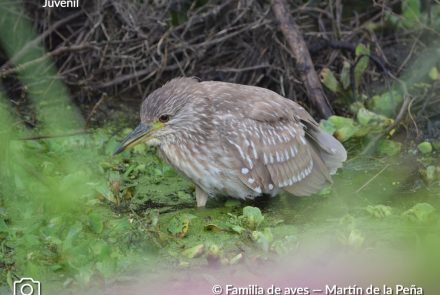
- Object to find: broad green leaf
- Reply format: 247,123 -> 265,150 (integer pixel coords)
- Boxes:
327,116 -> 361,142
240,206 -> 264,230
417,142 -> 433,154
357,108 -> 393,128
402,0 -> 421,24
354,44 -> 370,89
368,90 -> 403,117
349,101 -> 365,114
320,68 -> 341,93
327,115 -> 356,129
338,125 -> 364,140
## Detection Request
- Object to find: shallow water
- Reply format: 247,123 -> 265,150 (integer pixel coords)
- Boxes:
78,153 -> 440,295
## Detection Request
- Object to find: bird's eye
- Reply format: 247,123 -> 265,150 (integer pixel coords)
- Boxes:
159,114 -> 170,123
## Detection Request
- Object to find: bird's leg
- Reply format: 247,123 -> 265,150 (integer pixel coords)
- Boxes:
195,185 -> 208,208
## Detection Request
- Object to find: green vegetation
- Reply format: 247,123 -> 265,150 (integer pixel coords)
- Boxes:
2,125 -> 439,293
0,0 -> 440,294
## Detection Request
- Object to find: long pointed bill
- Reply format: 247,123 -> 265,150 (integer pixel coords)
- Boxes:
113,123 -> 152,155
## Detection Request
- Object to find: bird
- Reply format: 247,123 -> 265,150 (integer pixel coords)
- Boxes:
114,77 -> 347,207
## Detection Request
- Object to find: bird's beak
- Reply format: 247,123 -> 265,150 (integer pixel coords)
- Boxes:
113,123 -> 152,155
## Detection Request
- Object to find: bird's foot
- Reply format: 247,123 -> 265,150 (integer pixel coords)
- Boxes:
195,186 -> 208,208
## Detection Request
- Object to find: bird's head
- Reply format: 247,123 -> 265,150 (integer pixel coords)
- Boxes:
113,77 -> 210,155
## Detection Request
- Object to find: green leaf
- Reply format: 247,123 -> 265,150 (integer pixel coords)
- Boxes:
328,115 -> 356,129
167,213 -> 196,238
354,44 -> 370,89
181,244 -> 204,259
340,61 -> 351,90
6,271 -> 13,289
230,225 -> 245,234
366,205 -> 393,219
96,182 -> 117,204
327,116 -> 361,142
402,0 -> 421,24
432,140 -> 440,151
357,108 -> 393,128
417,142 -> 433,154
240,206 -> 264,230
205,222 -> 244,234
0,218 -> 8,233
320,68 -> 341,93
421,165 -> 438,184
403,203 -> 436,223
429,67 -> 439,80
88,213 -> 104,234
132,143 -> 147,154
377,139 -> 402,156
368,90 -> 403,117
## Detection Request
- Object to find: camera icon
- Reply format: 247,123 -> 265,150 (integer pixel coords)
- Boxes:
13,278 -> 41,295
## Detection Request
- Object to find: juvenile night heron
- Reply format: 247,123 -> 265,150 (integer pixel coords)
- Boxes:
114,77 -> 346,207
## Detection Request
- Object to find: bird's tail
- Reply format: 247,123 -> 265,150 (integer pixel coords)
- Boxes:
282,123 -> 346,197
307,126 -> 347,175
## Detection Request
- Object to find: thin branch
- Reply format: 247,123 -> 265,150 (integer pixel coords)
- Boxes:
85,93 -> 108,128
356,164 -> 390,193
18,129 -> 90,141
0,44 -> 98,78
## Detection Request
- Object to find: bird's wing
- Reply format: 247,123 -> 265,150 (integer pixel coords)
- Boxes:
221,116 -> 331,196
206,81 -> 343,196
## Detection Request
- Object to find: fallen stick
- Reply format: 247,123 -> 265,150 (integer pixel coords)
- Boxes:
271,0 -> 333,118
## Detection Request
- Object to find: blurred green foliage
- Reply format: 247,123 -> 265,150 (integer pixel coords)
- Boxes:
383,0 -> 440,29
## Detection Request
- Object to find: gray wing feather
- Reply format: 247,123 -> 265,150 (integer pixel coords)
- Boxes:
209,82 -> 346,197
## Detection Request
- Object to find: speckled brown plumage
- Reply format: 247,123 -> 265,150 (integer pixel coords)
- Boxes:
115,77 -> 347,207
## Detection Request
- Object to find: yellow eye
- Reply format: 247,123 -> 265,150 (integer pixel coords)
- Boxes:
159,114 -> 170,123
